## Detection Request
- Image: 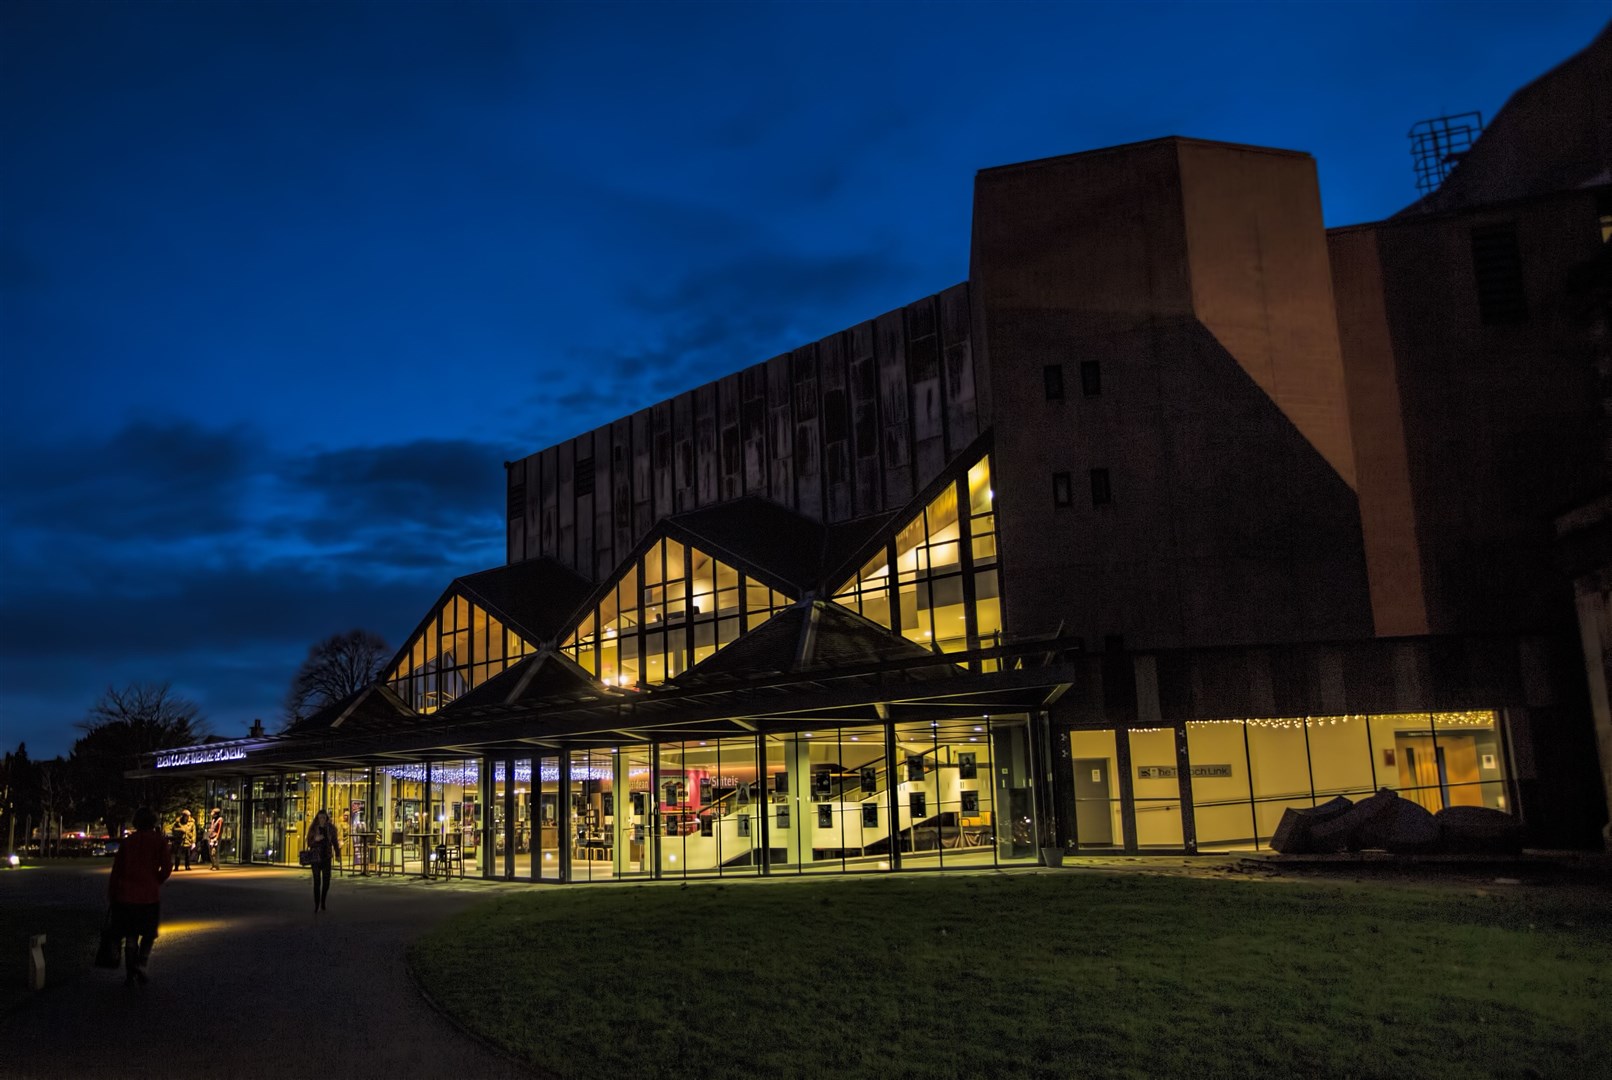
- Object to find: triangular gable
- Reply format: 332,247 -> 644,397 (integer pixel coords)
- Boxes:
663,497 -> 829,594
441,649 -> 610,714
831,446 -> 1002,669
558,527 -> 795,689
284,682 -> 416,737
454,558 -> 594,642
673,599 -> 961,686
382,578 -> 542,714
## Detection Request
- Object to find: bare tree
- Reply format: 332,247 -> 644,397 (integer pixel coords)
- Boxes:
71,683 -> 210,834
284,628 -> 392,726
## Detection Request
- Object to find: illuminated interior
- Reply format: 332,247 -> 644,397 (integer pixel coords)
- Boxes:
561,536 -> 793,688
386,593 -> 537,713
1072,710 -> 1507,851
834,454 -> 1002,668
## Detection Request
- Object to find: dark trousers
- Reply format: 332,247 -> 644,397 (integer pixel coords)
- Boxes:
110,901 -> 159,963
311,860 -> 332,907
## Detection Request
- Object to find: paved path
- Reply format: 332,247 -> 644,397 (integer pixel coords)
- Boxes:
1,863 -> 536,1079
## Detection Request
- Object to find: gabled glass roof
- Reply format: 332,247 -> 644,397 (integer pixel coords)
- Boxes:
834,453 -> 1001,669
386,591 -> 537,714
561,535 -> 793,688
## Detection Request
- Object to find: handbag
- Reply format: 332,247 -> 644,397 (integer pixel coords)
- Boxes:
298,849 -> 315,866
95,911 -> 122,969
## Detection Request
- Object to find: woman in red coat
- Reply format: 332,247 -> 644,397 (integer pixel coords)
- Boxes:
108,806 -> 173,986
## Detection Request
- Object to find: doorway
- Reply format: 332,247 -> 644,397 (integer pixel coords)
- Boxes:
1073,757 -> 1115,847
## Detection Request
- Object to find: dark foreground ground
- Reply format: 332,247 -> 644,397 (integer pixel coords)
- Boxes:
0,862 -> 533,1080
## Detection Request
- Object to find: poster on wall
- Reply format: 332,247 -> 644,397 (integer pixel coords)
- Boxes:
811,769 -> 832,799
958,753 -> 977,780
774,772 -> 788,794
862,803 -> 878,828
817,804 -> 833,829
737,814 -> 751,838
860,766 -> 877,793
961,790 -> 980,814
910,792 -> 927,819
907,755 -> 924,782
776,805 -> 790,830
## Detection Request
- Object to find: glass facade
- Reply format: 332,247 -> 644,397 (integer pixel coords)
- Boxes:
220,715 -> 1040,878
387,592 -> 537,713
834,454 -> 1003,670
1071,711 -> 1510,852
561,537 -> 792,688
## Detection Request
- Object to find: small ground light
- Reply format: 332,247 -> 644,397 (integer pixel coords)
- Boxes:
7,854 -> 18,867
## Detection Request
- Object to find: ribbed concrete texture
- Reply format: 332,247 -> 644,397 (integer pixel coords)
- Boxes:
0,864 -> 535,1079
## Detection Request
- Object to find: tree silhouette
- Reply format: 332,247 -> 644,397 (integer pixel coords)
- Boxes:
284,628 -> 392,727
71,683 -> 209,835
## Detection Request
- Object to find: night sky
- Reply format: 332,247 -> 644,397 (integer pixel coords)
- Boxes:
3,1 -> 1606,758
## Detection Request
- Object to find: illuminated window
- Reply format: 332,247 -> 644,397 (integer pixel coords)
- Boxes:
561,537 -> 793,688
834,453 -> 1003,670
387,594 -> 536,713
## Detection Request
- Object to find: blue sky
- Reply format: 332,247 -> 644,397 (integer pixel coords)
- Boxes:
3,0 -> 1607,757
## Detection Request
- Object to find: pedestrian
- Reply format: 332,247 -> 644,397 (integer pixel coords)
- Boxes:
305,808 -> 341,912
206,807 -> 224,869
108,806 -> 173,986
172,809 -> 196,871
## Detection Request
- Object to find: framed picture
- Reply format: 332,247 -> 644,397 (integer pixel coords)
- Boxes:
1481,753 -> 1497,770
700,816 -> 714,837
699,778 -> 713,803
958,752 -> 977,780
910,792 -> 927,819
861,803 -> 878,828
774,772 -> 788,794
817,804 -> 833,829
961,790 -> 980,814
737,783 -> 750,805
736,814 -> 750,838
776,805 -> 790,830
811,769 -> 832,799
603,792 -> 614,816
907,755 -> 924,782
860,766 -> 878,793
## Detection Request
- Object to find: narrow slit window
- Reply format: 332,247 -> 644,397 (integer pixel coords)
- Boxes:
1090,468 -> 1112,506
1043,364 -> 1065,402
1052,472 -> 1072,507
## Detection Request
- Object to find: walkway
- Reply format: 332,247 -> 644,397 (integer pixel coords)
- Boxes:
0,862 -> 535,1079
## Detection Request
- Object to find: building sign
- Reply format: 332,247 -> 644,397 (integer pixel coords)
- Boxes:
1136,764 -> 1232,779
156,746 -> 248,768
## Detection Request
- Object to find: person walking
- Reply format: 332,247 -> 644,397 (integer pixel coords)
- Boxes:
305,808 -> 341,912
172,810 -> 196,871
108,806 -> 173,986
206,807 -> 224,869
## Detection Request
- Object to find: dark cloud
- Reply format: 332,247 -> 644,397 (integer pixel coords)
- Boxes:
2,420 -> 258,541
516,246 -> 923,442
291,438 -> 509,534
0,422 -> 510,754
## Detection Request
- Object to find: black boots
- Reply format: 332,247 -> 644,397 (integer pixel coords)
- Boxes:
122,945 -> 146,986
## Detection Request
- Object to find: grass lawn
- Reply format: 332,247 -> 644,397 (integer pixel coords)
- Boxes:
409,868 -> 1610,1080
